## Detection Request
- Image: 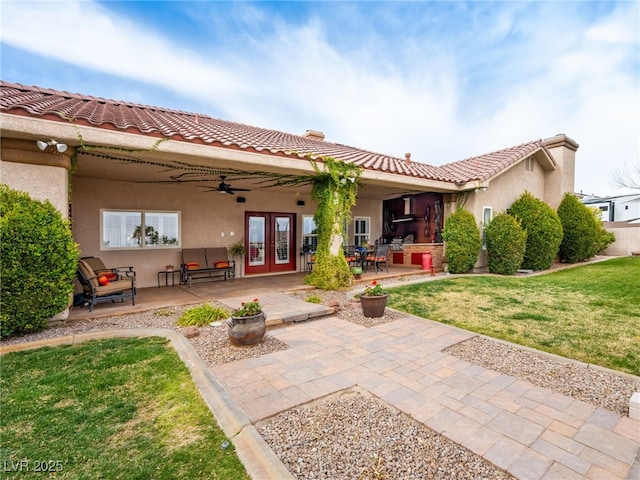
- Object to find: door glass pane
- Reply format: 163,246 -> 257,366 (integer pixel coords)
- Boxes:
274,216 -> 290,264
248,216 -> 265,266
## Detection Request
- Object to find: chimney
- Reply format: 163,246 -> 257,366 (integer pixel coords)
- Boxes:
543,134 -> 579,209
405,153 -> 411,165
302,130 -> 325,141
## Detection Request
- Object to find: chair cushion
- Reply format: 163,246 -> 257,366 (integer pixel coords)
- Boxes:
186,262 -> 200,270
98,275 -> 110,286
78,260 -> 99,289
95,279 -> 133,297
214,261 -> 229,268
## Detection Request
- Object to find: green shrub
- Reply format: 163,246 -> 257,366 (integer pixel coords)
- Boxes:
508,191 -> 563,271
588,207 -> 616,253
442,208 -> 481,274
557,193 -> 600,263
176,303 -> 230,327
485,212 -> 527,275
0,185 -> 79,338
305,294 -> 323,304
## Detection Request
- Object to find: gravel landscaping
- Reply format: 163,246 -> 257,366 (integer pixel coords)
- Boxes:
258,388 -> 516,480
444,336 -> 640,416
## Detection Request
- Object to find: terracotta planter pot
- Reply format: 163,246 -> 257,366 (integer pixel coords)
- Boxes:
227,312 -> 267,345
360,293 -> 389,318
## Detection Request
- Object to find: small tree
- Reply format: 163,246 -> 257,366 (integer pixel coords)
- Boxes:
508,191 -> 563,271
0,185 -> 79,338
442,208 -> 481,274
557,193 -> 599,263
485,212 -> 527,275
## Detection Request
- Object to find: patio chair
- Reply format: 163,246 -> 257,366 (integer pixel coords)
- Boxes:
81,256 -> 136,282
366,245 -> 389,273
344,245 -> 359,267
77,259 -> 136,312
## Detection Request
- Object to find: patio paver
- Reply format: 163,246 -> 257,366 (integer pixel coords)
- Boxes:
210,312 -> 640,480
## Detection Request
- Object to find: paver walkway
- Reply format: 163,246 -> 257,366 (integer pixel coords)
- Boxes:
212,314 -> 640,480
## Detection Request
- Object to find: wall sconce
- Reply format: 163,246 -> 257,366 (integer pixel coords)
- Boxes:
236,197 -> 246,203
297,200 -> 305,206
36,139 -> 68,153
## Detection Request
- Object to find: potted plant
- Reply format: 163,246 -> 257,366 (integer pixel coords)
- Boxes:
227,298 -> 266,345
359,280 -> 389,318
229,240 -> 246,278
229,240 -> 246,257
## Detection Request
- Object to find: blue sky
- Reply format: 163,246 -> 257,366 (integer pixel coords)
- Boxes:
2,0 -> 638,196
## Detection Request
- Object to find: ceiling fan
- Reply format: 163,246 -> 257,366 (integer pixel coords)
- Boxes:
217,176 -> 251,195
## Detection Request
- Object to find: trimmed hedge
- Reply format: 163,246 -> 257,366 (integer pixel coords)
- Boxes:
442,208 -> 481,273
508,191 -> 563,271
557,193 -> 599,263
485,212 -> 527,275
0,185 -> 78,338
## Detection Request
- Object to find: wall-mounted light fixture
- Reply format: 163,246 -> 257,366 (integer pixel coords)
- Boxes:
236,196 -> 246,203
297,200 -> 305,206
36,139 -> 68,153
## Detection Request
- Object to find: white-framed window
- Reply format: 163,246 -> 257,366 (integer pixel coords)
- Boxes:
354,217 -> 370,246
302,215 -> 318,253
481,206 -> 493,249
101,210 -> 180,250
525,157 -> 535,172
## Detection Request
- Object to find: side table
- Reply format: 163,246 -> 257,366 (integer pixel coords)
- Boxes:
157,269 -> 180,287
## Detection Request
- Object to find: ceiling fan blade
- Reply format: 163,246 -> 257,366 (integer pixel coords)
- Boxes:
228,187 -> 251,192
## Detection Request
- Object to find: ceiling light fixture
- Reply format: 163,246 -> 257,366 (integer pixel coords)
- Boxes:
36,139 -> 68,153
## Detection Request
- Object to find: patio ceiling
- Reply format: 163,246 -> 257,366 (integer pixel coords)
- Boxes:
73,140 -> 443,200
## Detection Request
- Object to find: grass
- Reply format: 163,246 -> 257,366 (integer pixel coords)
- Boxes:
176,303 -> 230,327
387,257 -> 640,375
0,337 -> 249,479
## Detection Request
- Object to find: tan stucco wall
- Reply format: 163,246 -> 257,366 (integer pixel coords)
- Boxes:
0,160 -> 69,218
601,223 -> 640,256
464,159 -> 547,270
72,177 -> 381,287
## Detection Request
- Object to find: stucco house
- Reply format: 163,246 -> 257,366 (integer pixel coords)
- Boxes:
1,81 -> 578,288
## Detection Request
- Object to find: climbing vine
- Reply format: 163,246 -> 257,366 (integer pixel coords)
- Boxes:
305,157 -> 362,290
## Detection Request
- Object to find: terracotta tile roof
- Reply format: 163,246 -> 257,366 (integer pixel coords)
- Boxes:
439,140 -> 553,184
0,81 -> 549,185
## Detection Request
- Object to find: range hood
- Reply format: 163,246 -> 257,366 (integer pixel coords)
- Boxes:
392,215 -> 417,223
392,196 -> 417,223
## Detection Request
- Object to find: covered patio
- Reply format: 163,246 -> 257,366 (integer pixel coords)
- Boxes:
68,265 -> 432,322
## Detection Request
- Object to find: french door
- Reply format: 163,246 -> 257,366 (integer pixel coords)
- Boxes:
245,212 -> 296,275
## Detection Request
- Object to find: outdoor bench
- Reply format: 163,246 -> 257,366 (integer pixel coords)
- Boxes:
181,247 -> 235,287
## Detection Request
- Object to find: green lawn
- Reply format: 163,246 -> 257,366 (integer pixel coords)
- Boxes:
387,257 -> 640,375
0,337 -> 250,479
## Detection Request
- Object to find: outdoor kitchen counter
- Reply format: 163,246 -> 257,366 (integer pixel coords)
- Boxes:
388,243 -> 445,271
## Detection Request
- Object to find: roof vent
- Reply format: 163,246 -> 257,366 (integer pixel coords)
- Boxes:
303,130 -> 325,141
405,153 -> 411,165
